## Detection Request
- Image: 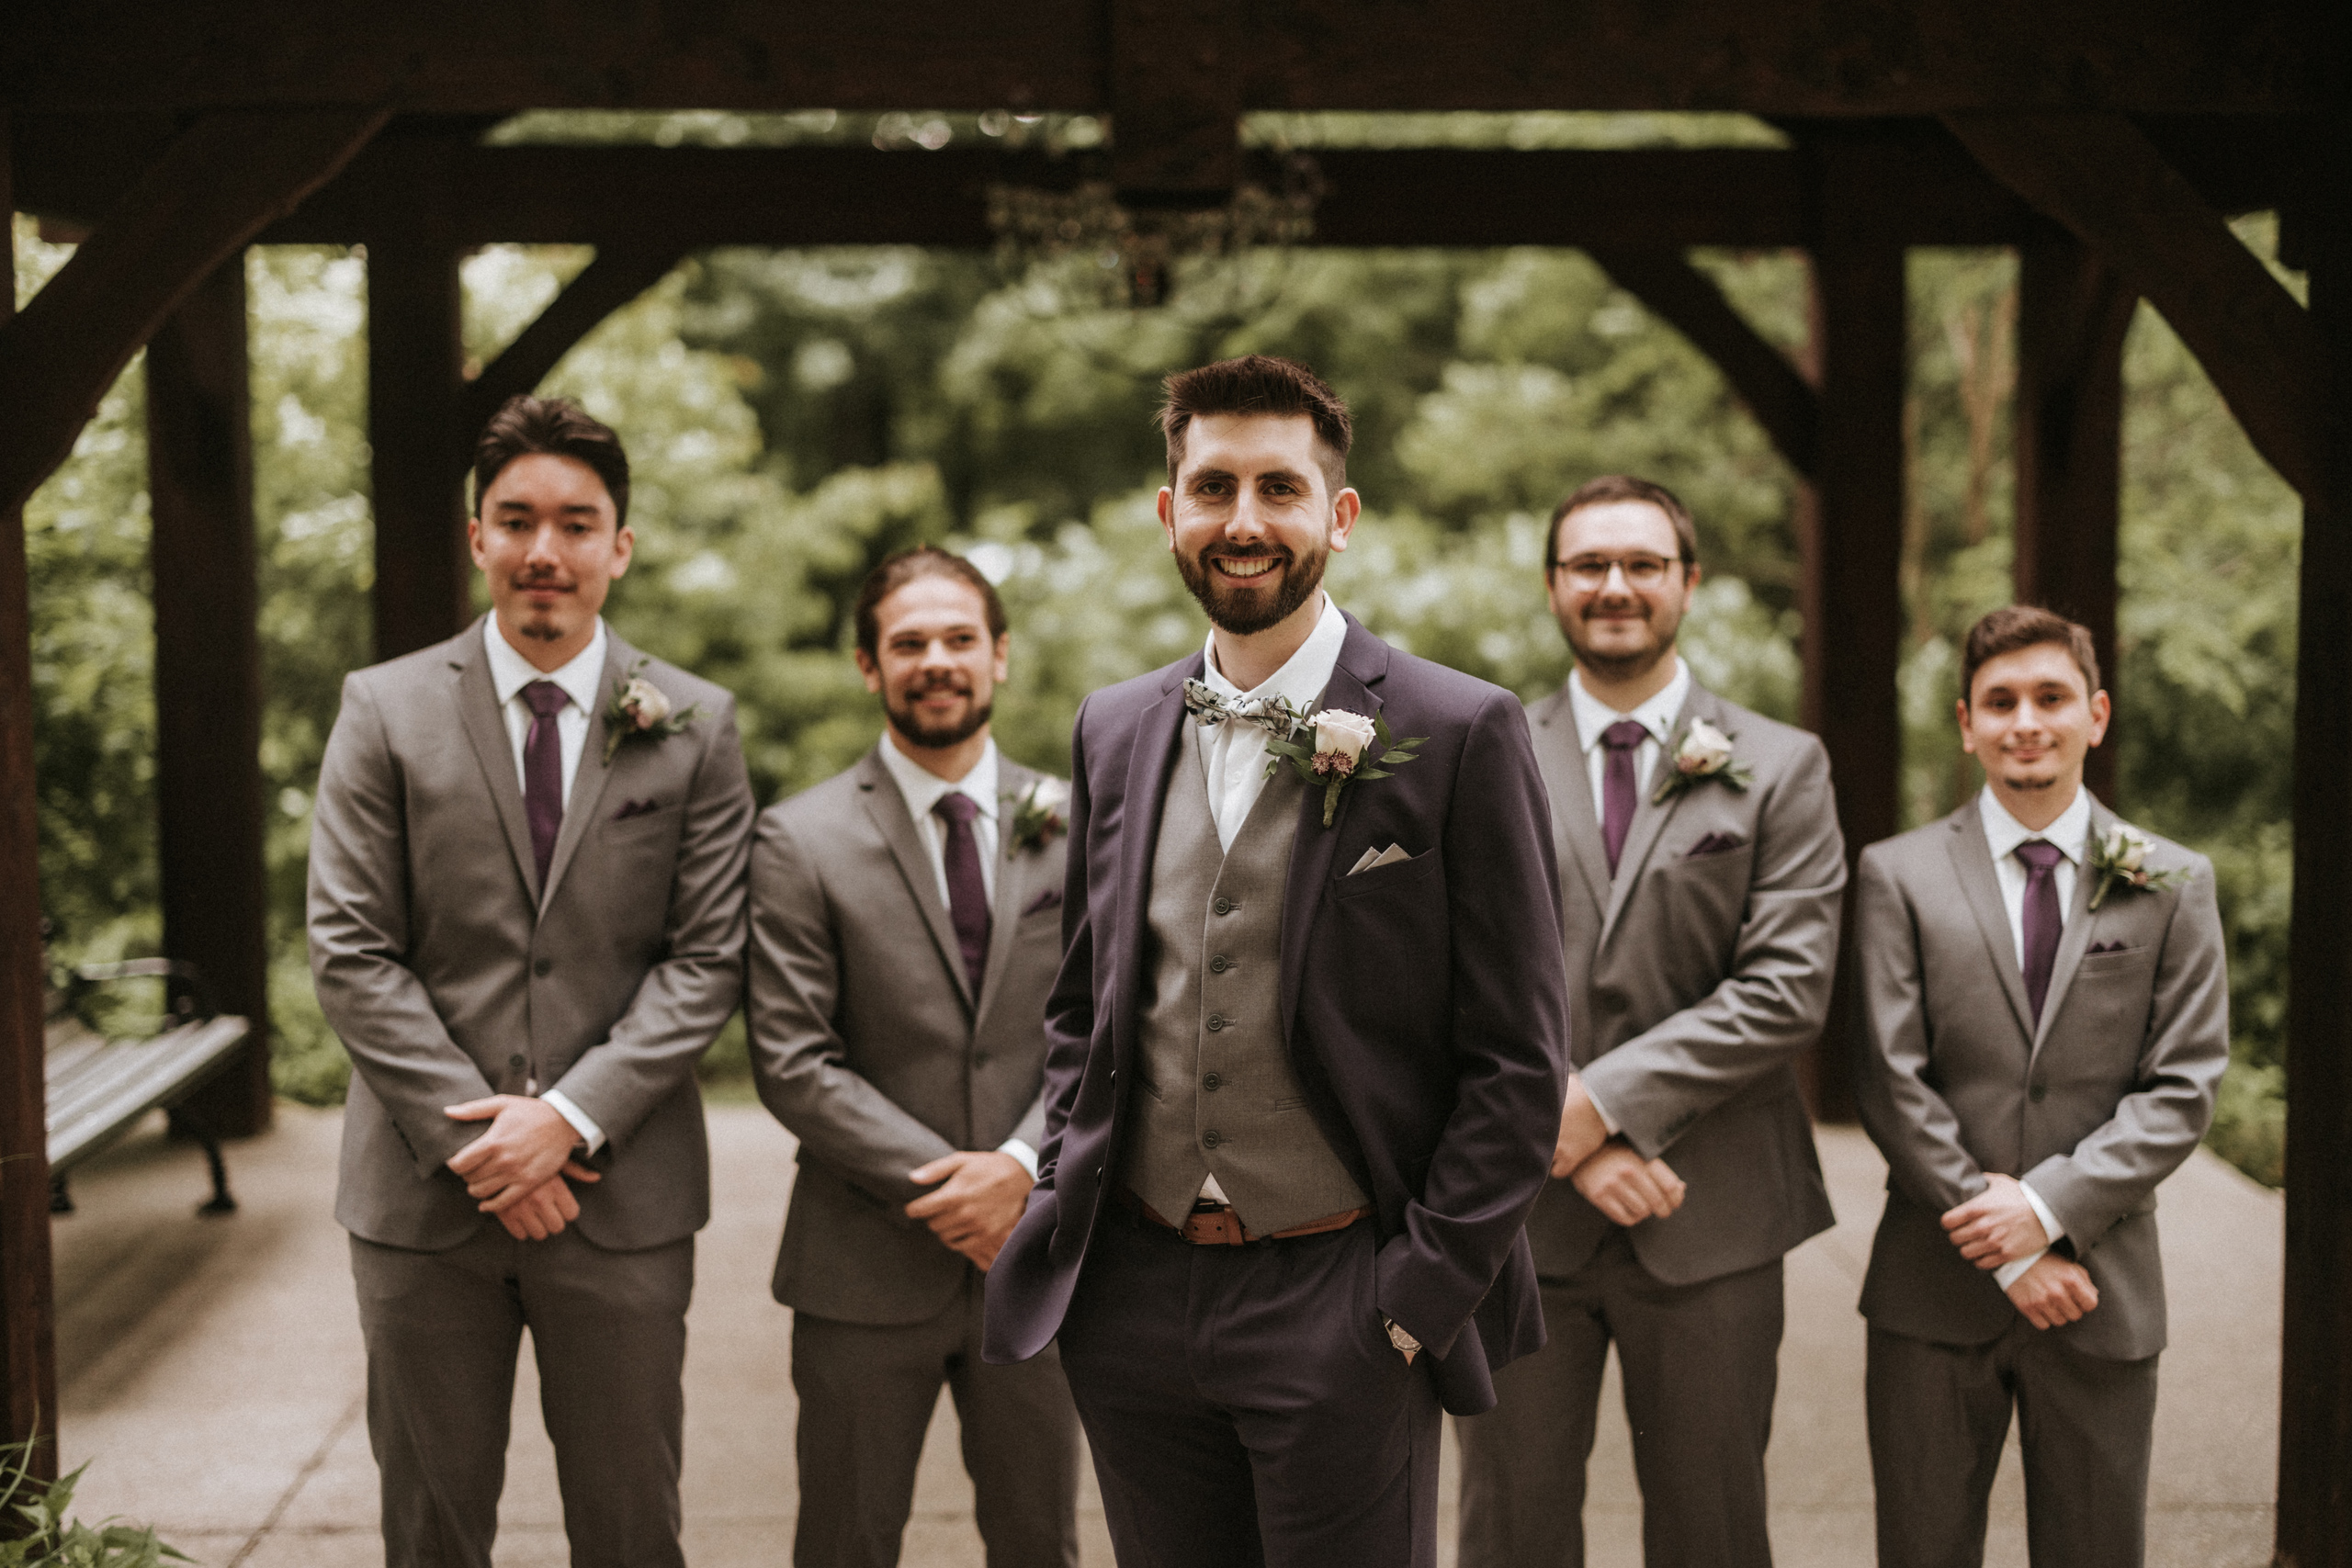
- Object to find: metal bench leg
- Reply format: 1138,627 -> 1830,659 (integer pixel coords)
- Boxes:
173,1104 -> 239,1215
49,1173 -> 73,1215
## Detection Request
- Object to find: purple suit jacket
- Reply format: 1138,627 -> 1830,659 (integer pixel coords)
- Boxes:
981,615 -> 1571,1416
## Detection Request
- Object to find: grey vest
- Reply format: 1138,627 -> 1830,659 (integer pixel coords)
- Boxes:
1124,739 -> 1369,1234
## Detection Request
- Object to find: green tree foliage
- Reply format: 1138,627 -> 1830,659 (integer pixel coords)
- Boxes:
15,130 -> 2300,1178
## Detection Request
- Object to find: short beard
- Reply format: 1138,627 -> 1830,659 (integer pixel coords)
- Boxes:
886,694 -> 992,751
1563,605 -> 1679,683
1177,545 -> 1329,637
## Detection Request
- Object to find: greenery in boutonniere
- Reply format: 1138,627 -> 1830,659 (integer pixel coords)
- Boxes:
1651,716 -> 1756,805
602,658 -> 706,764
0,1435 -> 191,1566
1009,775 -> 1069,853
1263,707 -> 1427,829
2086,823 -> 2193,910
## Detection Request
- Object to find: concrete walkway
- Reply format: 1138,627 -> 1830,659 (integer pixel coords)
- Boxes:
53,1104 -> 2279,1566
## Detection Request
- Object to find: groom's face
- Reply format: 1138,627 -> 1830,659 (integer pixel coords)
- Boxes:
469,453 -> 633,660
857,574 -> 1010,751
1159,412 -> 1358,637
1959,642 -> 2111,798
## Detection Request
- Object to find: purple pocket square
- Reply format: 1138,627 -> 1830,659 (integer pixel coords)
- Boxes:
1021,887 -> 1063,918
1683,831 -> 1748,858
612,797 -> 665,822
2086,940 -> 2129,955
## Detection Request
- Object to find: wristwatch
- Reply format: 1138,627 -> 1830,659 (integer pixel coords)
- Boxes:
1385,1317 -> 1421,1358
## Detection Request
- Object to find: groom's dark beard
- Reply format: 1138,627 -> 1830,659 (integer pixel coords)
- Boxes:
884,681 -> 993,750
1177,543 -> 1329,637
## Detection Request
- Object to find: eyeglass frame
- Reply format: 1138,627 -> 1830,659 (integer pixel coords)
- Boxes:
1548,550 -> 1696,589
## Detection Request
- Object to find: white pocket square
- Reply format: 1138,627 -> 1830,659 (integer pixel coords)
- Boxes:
1347,842 -> 1413,874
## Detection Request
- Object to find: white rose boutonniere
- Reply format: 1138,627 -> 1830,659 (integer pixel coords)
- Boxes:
1010,776 -> 1070,854
2087,823 -> 2192,909
1651,716 -> 1755,804
1264,706 -> 1426,828
602,659 -> 706,763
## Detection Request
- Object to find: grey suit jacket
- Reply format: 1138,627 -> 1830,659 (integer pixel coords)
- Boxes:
1523,679 -> 1844,1286
309,618 -> 754,1253
748,744 -> 1069,1326
1853,794 -> 2229,1361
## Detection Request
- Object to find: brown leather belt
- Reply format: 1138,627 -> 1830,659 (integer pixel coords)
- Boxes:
1120,1188 -> 1371,1247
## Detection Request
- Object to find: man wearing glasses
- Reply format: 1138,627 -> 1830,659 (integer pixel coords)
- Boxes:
1455,476 -> 1847,1568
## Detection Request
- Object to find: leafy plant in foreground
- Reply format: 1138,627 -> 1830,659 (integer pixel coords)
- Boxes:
0,1438 -> 191,1568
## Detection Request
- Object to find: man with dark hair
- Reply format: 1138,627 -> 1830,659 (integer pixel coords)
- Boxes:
1457,475 -> 1845,1567
748,545 -> 1080,1567
310,394 -> 753,1568
984,355 -> 1570,1566
1855,604 -> 2226,1568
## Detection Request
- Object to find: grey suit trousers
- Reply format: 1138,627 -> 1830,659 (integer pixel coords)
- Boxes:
1455,1232 -> 1783,1568
790,1270 -> 1080,1568
350,1225 -> 695,1568
1866,1322 -> 2157,1568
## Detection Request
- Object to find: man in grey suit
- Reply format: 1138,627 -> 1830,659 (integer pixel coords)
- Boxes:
309,396 -> 754,1568
748,546 -> 1080,1567
1457,475 -> 1846,1568
1854,605 -> 2227,1568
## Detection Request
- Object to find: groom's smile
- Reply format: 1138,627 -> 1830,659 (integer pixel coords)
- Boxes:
1159,412 -> 1360,642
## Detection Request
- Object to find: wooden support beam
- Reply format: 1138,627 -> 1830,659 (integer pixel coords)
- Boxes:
0,110 -> 62,1484
1109,0 -> 1241,202
1589,248 -> 1820,480
2278,112 -> 2352,1568
368,239 -> 469,661
145,254 -> 273,1140
456,248 -> 683,465
1801,147 -> 1910,1122
0,108 -> 388,520
1944,110 -> 2324,504
2013,235 -> 2134,807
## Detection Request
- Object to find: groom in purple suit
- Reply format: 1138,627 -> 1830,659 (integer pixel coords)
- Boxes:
983,355 -> 1571,1566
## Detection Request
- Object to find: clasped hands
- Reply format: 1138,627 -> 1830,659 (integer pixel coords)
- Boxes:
1552,1076 -> 1687,1226
1941,1171 -> 2098,1330
445,1095 -> 599,1241
906,1150 -> 1033,1271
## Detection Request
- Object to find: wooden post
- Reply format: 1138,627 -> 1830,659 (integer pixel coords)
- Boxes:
2278,115 -> 2352,1568
1800,143 -> 1909,1122
145,254 -> 272,1137
0,111 -> 63,1483
2014,235 -> 2134,807
368,239 -> 468,660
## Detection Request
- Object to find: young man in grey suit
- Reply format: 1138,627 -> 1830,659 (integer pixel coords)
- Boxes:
985,356 -> 1570,1568
1457,475 -> 1846,1568
1854,605 -> 2228,1568
747,546 -> 1080,1567
309,396 -> 754,1568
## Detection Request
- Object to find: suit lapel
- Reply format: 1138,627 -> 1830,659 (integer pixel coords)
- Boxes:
1947,801 -> 2036,1045
1527,688 -> 1607,926
2030,795 -> 2110,1059
1278,619 -> 1389,1037
451,624 -> 541,902
1597,684 -> 1702,946
975,760 -> 1047,1027
856,745 -> 976,1011
1113,662 -> 1197,1063
537,633 -> 623,911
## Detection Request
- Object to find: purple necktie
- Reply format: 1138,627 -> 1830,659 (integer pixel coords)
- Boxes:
2016,840 -> 2064,1026
521,681 -> 569,890
933,792 -> 992,997
1600,719 -> 1648,876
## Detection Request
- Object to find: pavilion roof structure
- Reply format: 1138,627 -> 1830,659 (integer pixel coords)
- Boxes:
3,4 -> 2347,1560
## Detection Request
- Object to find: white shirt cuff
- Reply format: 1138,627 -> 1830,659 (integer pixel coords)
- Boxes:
1579,1080 -> 1622,1139
541,1089 -> 605,1157
997,1138 -> 1039,1181
1995,1249 -> 2045,1292
1994,1184 -> 2065,1292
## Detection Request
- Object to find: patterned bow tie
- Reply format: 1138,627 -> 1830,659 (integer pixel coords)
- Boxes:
1182,678 -> 1306,743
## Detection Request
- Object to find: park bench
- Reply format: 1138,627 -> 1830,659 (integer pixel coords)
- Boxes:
45,958 -> 247,1216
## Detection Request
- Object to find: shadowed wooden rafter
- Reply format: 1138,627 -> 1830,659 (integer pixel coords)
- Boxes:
456,248 -> 687,464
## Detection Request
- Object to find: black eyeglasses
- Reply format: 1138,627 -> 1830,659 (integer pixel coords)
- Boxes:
1553,552 -> 1686,588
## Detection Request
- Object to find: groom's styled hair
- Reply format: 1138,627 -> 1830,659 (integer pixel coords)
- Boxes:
471,395 -> 633,526
854,546 -> 1010,661
1960,605 -> 2102,705
1160,355 -> 1351,495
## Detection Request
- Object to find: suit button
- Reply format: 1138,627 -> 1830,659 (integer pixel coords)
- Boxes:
1210,955 -> 1231,973
508,1054 -> 526,1069
1203,1073 -> 1224,1091
974,1051 -> 992,1067
1202,1130 -> 1224,1149
1212,897 -> 1234,915
532,959 -> 551,977
1206,1014 -> 1227,1032
2029,1082 -> 2048,1103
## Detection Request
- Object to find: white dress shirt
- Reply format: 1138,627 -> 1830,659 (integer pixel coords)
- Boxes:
1974,784 -> 2090,1287
873,734 -> 1037,1180
876,734 -> 1001,906
484,618 -> 609,1154
1193,593 -> 1351,851
1561,658 -> 1691,1139
1188,593 -> 1350,1200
